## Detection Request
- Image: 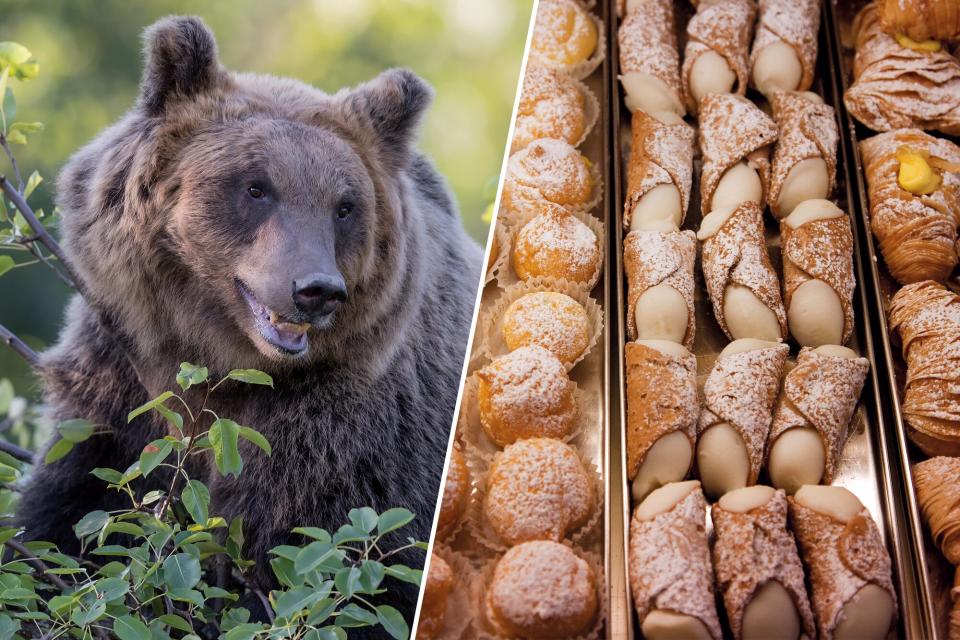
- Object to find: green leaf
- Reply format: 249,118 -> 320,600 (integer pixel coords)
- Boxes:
168,588 -> 204,608
336,603 -> 377,627
156,614 -> 192,633
71,598 -> 106,626
90,467 -> 123,484
113,614 -> 150,640
127,391 -> 175,423
226,517 -> 245,562
154,404 -> 183,433
294,541 -> 336,575
58,418 -> 95,443
238,426 -> 271,456
95,577 -> 129,603
0,43 -> 31,67
176,362 -> 208,391
4,128 -> 24,145
311,627 -> 346,640
181,480 -> 210,525
0,613 -> 19,637
224,624 -> 262,640
332,524 -> 370,545
292,527 -> 331,542
0,379 -> 12,414
161,553 -> 201,590
349,507 -> 378,533
227,369 -> 273,387
334,566 -> 361,600
0,463 -> 16,483
273,586 -> 323,619
11,122 -> 42,134
139,439 -> 172,477
102,521 -> 145,538
358,560 -> 385,594
377,508 -> 414,536
90,545 -> 130,557
376,605 -> 409,640
73,510 -> 109,540
0,255 -> 13,278
384,564 -> 422,586
209,418 -> 242,477
2,88 -> 15,127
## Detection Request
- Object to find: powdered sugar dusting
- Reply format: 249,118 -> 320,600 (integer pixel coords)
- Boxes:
699,94 -> 779,213
769,348 -> 869,483
624,110 -> 695,228
513,66 -> 588,153
629,486 -> 722,640
503,139 -> 595,217
712,489 -> 815,640
751,0 -> 820,92
618,0 -> 682,102
513,207 -> 601,285
531,0 -> 599,71
502,291 -> 590,365
699,342 -> 789,484
682,0 -> 756,112
913,456 -> 960,564
484,437 -> 594,545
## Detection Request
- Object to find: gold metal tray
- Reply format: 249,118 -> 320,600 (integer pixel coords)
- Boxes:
606,0 -> 924,636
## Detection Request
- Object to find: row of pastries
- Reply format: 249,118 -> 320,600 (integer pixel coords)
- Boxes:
617,0 -> 901,639
418,1 -> 608,638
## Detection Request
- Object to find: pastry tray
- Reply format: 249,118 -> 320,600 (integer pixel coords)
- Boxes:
606,0 -> 925,637
829,0 -> 952,636
436,0 -> 615,636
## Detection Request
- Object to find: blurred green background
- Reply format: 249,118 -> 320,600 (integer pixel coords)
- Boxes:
0,0 -> 532,415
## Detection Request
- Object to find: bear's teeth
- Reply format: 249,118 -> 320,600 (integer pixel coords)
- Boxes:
275,321 -> 310,335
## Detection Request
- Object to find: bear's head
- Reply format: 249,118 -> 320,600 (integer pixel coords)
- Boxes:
58,16 -> 439,373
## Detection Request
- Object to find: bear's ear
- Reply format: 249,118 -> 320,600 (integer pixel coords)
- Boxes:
139,16 -> 222,117
341,68 -> 433,171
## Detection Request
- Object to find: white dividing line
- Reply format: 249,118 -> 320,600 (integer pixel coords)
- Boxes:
410,0 -> 539,635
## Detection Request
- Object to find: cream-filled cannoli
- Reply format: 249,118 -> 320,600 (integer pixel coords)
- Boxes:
623,228 -> 696,347
681,0 -> 756,113
629,481 -> 722,640
766,346 -> 869,494
780,199 -> 855,347
750,0 -> 820,95
698,201 -> 787,342
789,485 -> 897,640
618,0 -> 684,118
699,93 -> 779,214
712,485 -> 815,640
623,109 -> 694,231
769,91 -> 838,218
625,340 -> 699,502
696,339 -> 788,499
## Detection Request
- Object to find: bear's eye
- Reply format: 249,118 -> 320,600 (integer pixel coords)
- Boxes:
337,203 -> 353,219
247,186 -> 265,200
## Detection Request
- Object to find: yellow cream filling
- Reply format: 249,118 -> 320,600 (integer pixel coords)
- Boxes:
895,34 -> 942,52
897,146 -> 941,195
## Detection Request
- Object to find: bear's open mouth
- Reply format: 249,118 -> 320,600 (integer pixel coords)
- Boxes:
236,280 -> 310,355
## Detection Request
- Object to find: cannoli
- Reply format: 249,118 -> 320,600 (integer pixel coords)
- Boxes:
888,281 -> 960,456
696,339 -> 789,499
629,481 -> 722,640
623,109 -> 695,231
860,128 -> 960,285
789,485 -> 897,640
879,0 -> 960,42
766,346 -> 869,495
845,4 -> 960,136
623,229 -> 696,347
698,93 -> 779,215
624,340 -> 699,503
698,201 -> 787,342
711,486 -> 816,640
750,0 -> 820,95
768,91 -> 838,218
618,0 -> 684,118
913,456 -> 960,564
681,0 -> 756,113
780,199 -> 855,347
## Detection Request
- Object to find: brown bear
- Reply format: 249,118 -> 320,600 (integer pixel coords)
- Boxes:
16,15 -> 481,627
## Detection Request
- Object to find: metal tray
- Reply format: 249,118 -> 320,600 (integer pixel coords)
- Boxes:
437,0 -> 615,636
828,0 -> 952,636
607,0 -> 924,637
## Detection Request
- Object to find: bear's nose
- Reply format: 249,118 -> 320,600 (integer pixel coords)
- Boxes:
292,274 -> 347,317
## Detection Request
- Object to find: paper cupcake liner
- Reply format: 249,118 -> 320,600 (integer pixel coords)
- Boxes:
459,373 -> 596,470
467,445 -> 604,555
421,546 -> 477,640
499,153 -> 605,230
576,78 -> 601,148
479,278 -> 604,372
500,208 -> 606,294
529,9 -> 607,82
488,220 -> 513,290
436,441 -> 477,549
472,543 -> 607,640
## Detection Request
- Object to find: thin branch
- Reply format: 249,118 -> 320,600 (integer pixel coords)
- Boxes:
3,538 -> 69,590
236,572 -> 274,624
0,136 -> 24,193
0,438 -> 33,463
0,321 -> 38,365
0,175 -> 84,296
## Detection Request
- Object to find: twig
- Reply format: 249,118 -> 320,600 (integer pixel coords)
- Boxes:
0,321 -> 38,365
0,438 -> 33,463
236,572 -> 274,624
0,175 -> 84,296
3,538 -> 69,590
0,136 -> 24,193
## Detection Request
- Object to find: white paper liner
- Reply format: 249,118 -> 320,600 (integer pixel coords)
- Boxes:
459,373 -> 595,470
501,208 -> 606,294
530,9 -> 607,82
487,219 -> 512,288
479,278 -> 604,371
421,546 -> 477,640
473,544 -> 606,640
467,444 -> 604,554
